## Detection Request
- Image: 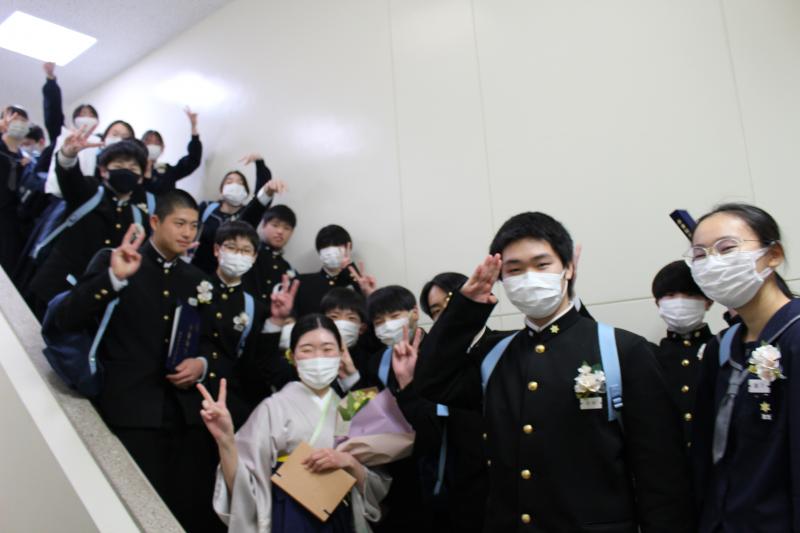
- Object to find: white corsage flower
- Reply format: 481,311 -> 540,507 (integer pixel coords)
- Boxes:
748,343 -> 785,383
233,312 -> 250,332
197,281 -> 213,304
574,363 -> 606,398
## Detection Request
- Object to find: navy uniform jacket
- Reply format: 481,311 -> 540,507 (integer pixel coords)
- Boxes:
242,244 -> 296,310
692,299 -> 800,533
30,162 -> 149,305
416,292 -> 695,533
54,242 -> 208,428
175,277 -> 295,429
293,267 -> 362,318
653,324 -> 712,447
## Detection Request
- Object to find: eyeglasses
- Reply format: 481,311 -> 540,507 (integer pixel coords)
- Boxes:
222,242 -> 255,255
683,237 -> 765,265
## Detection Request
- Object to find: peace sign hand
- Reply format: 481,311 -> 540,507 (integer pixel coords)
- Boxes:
348,261 -> 377,296
339,344 -> 357,379
461,254 -> 502,304
60,123 -> 103,159
270,274 -> 300,321
110,224 -> 146,281
197,379 -> 234,447
392,325 -> 423,390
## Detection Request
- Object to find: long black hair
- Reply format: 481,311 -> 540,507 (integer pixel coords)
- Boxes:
697,203 -> 794,298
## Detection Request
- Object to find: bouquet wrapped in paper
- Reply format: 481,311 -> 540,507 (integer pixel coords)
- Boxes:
335,388 -> 415,466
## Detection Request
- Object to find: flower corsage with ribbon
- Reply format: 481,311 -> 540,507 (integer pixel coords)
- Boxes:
574,362 -> 606,410
233,311 -> 249,332
748,343 -> 785,383
188,281 -> 214,306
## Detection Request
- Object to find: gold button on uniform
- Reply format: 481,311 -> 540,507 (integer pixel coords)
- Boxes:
521,514 -> 531,524
684,412 -> 693,422
115,223 -> 122,229
162,290 -> 169,297
212,352 -> 219,360
523,424 -> 533,434
520,469 -> 531,480
100,289 -> 108,295
681,385 -> 690,393
209,372 -> 217,379
94,294 -> 102,300
528,381 -> 539,392
534,344 -> 546,354
273,264 -> 278,270
213,332 -> 219,338
261,294 -> 267,299
116,207 -> 122,213
681,359 -> 690,367
683,339 -> 691,347
216,312 -> 223,319
221,293 -> 228,300
163,315 -> 170,321
486,459 -> 491,467
482,433 -> 487,441
328,280 -> 335,286
104,239 -> 111,245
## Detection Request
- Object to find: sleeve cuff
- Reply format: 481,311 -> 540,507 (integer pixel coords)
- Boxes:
262,319 -> 283,334
196,357 -> 209,382
57,151 -> 78,169
257,188 -> 273,206
338,370 -> 361,392
108,268 -> 129,292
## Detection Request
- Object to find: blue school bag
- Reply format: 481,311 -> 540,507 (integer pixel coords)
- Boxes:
40,257 -> 119,398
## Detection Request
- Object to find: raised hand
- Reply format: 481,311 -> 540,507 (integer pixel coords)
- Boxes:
348,261 -> 377,296
197,379 -> 235,446
60,123 -> 103,158
167,358 -> 206,389
184,106 -> 198,134
270,274 -> 300,321
461,254 -> 502,304
238,153 -> 263,166
339,345 -> 357,379
44,62 -> 56,79
110,224 -> 146,280
264,179 -> 287,197
392,325 -> 423,390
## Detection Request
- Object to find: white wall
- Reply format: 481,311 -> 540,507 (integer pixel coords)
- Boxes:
72,0 -> 800,341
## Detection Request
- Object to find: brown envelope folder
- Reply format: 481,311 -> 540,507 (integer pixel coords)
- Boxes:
270,441 -> 356,522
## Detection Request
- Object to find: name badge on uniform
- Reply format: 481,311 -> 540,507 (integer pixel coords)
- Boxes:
748,379 -> 771,394
579,397 -> 603,410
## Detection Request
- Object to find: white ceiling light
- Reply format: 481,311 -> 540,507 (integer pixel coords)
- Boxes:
0,11 -> 97,66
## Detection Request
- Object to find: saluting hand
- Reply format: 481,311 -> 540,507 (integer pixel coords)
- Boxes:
461,254 -> 502,304
110,224 -> 146,280
197,379 -> 235,447
270,274 -> 300,320
392,325 -> 423,390
348,261 -> 377,296
60,123 -> 103,159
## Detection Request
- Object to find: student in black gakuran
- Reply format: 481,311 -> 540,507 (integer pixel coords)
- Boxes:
52,190 -> 211,531
688,203 -> 800,533
415,211 -> 694,533
243,204 -> 298,309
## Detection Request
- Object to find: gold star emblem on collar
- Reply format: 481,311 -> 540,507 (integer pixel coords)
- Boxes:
549,324 -> 560,334
760,402 -> 771,413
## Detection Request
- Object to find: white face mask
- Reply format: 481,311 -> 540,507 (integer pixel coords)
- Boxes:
218,250 -> 255,278
147,144 -> 163,161
222,183 -> 248,207
104,135 -> 123,146
6,120 -> 29,139
375,316 -> 409,347
658,298 -> 707,334
503,271 -> 567,319
296,356 -> 341,390
73,116 -> 98,131
691,249 -> 772,309
279,322 -> 295,350
334,319 -> 360,348
319,246 -> 345,271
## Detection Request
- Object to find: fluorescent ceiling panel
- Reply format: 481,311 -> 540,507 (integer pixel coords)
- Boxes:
0,11 -> 97,66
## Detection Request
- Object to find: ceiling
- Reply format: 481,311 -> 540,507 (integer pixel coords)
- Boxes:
0,0 -> 233,128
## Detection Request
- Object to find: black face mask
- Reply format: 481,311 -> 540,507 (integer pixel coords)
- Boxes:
107,168 -> 140,195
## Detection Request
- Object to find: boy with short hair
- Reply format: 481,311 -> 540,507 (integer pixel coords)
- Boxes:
243,204 -> 297,307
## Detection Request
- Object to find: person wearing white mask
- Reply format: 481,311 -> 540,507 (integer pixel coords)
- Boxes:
193,154 -> 286,275
174,220 -> 297,533
687,203 -> 799,533
139,107 -> 202,195
199,313 -> 391,532
650,260 -> 714,447
416,211 -> 694,533
0,105 -> 31,272
294,224 -> 377,317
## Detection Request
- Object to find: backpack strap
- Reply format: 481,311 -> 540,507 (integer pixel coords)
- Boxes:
32,185 -> 104,259
433,414 -> 449,496
718,323 -> 742,367
201,202 -> 220,224
88,298 -> 120,375
597,323 -> 623,423
145,192 -> 156,216
237,292 -> 255,357
378,346 -> 392,387
480,332 -> 519,393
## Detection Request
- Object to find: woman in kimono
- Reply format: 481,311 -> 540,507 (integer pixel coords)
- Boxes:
688,203 -> 799,532
198,313 -> 390,532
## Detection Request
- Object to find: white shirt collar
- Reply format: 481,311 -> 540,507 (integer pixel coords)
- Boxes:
149,239 -> 176,268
